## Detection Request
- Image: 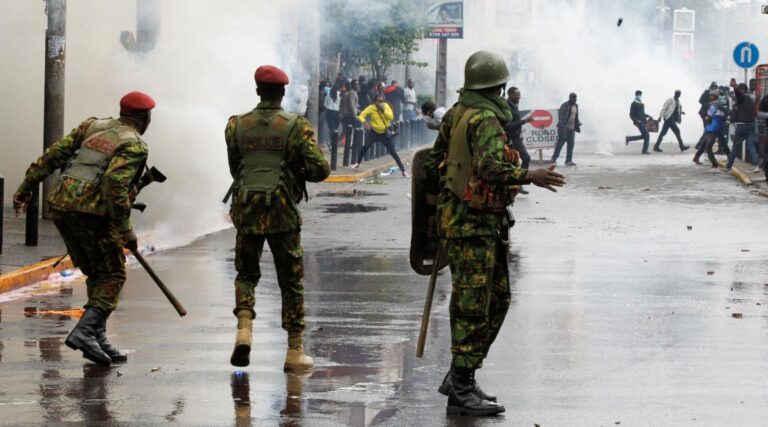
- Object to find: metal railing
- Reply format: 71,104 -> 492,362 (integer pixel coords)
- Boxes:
328,119 -> 436,171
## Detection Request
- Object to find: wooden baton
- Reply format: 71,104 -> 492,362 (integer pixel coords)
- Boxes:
130,249 -> 187,317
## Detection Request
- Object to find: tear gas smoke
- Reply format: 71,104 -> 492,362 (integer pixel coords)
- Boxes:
0,0 -> 316,249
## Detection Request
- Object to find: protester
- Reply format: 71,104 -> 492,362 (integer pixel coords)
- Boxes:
384,80 -> 405,123
353,95 -> 407,176
625,90 -> 653,154
551,92 -> 581,166
759,93 -> 768,179
655,89 -> 689,152
692,90 -> 726,173
504,86 -> 533,171
698,82 -> 717,128
421,101 -> 447,131
339,81 -> 360,132
726,81 -> 761,173
323,82 -> 341,142
403,79 -> 418,122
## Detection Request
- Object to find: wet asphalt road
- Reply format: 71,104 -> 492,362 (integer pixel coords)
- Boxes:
1,152 -> 768,426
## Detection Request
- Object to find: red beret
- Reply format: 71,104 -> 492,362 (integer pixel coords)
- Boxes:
120,91 -> 156,113
254,65 -> 289,85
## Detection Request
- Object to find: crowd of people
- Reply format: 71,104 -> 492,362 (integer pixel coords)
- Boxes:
690,78 -> 768,177
317,73 -> 423,176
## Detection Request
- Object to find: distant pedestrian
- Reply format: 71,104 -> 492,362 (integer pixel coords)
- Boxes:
654,90 -> 689,152
353,95 -> 407,176
625,90 -> 653,154
551,92 -> 581,166
759,93 -> 768,179
403,79 -> 418,122
726,81 -> 761,173
692,90 -> 727,172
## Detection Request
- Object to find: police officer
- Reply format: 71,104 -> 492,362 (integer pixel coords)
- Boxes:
226,65 -> 330,370
13,91 -> 156,365
425,51 -> 565,416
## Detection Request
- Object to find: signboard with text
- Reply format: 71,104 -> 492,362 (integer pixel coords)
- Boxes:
425,1 -> 464,39
520,109 -> 559,149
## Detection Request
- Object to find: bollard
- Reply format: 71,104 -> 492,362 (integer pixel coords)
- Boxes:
0,175 -> 3,254
342,125 -> 353,166
25,186 -> 39,246
330,130 -> 339,171
364,131 -> 372,161
353,128 -> 363,165
403,120 -> 411,150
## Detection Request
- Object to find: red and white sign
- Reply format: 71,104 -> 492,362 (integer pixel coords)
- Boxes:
520,108 -> 559,149
529,110 -> 553,129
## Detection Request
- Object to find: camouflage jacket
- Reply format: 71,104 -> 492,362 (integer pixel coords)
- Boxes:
226,103 -> 330,235
17,117 -> 148,233
425,91 -> 528,238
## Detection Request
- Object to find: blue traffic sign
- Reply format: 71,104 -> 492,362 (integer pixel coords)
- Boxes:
733,42 -> 759,69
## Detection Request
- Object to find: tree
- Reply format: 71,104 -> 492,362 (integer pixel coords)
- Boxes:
322,0 -> 427,81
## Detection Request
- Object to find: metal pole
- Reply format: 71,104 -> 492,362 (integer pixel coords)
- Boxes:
342,125 -> 352,166
25,187 -> 39,247
353,128 -> 363,164
42,0 -> 66,220
330,130 -> 338,171
435,38 -> 447,108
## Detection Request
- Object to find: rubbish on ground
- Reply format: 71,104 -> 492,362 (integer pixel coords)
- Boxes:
731,313 -> 743,319
23,307 -> 84,318
597,186 -> 613,190
686,225 -> 692,230
617,17 -> 623,27
706,271 -> 714,275
741,249 -> 750,252
151,367 -> 161,373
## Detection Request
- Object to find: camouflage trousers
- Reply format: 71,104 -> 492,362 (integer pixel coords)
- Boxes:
51,209 -> 127,314
234,229 -> 305,332
445,234 -> 511,369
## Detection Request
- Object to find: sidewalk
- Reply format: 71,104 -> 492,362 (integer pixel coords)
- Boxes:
324,140 -> 432,183
0,204 -> 68,292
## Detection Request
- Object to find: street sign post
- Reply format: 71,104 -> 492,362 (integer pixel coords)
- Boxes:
733,41 -> 760,83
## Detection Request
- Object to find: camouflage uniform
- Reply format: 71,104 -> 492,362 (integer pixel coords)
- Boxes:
17,117 -> 148,314
426,90 -> 528,369
225,102 -> 330,332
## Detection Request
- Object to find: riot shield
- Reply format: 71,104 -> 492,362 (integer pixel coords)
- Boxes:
410,147 -> 449,275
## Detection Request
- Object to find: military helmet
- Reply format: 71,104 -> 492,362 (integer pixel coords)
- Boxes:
464,50 -> 510,90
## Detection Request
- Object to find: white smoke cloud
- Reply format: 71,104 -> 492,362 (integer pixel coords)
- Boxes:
1,0 -> 314,249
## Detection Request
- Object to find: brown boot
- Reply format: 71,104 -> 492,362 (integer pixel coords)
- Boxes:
283,332 -> 314,372
230,310 -> 253,367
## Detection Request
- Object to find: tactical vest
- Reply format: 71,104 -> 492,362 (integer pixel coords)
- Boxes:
235,109 -> 299,205
62,118 -> 139,186
442,106 -> 513,212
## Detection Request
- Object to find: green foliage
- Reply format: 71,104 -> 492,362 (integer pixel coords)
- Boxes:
323,0 -> 427,80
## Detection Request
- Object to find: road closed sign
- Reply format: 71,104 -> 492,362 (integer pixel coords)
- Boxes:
520,109 -> 559,149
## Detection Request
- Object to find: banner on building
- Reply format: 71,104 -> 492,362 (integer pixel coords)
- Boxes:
425,1 -> 464,39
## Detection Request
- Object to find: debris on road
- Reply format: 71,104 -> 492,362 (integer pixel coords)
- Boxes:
707,271 -> 714,275
151,367 -> 161,373
732,313 -> 743,319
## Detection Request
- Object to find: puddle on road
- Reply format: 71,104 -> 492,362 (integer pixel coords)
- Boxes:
322,203 -> 387,214
315,190 -> 386,198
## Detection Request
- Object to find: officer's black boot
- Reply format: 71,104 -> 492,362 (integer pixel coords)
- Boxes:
95,312 -> 128,363
65,307 -> 113,365
439,366 -> 497,402
446,366 -> 505,416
